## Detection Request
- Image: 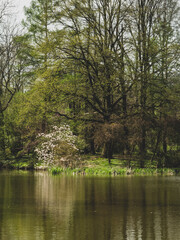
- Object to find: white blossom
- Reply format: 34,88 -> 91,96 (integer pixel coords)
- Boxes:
35,124 -> 78,166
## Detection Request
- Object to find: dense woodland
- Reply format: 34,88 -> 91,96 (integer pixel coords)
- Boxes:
0,0 -> 180,168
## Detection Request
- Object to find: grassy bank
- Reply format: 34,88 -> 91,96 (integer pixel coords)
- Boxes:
48,157 -> 180,176
49,165 -> 180,176
1,156 -> 180,176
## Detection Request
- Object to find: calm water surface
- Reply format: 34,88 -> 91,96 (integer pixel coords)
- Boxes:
0,170 -> 180,240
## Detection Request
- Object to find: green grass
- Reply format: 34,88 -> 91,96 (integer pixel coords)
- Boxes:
49,167 -> 64,175
2,154 -> 180,177
48,158 -> 180,176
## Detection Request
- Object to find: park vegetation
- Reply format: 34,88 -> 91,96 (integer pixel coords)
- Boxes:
0,0 -> 180,171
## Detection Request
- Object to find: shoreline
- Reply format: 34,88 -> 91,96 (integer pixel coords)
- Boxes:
1,156 -> 180,176
1,165 -> 180,176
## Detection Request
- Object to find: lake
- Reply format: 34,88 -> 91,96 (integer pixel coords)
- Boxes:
0,170 -> 180,240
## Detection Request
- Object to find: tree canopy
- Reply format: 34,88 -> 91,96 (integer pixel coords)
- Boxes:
0,0 -> 179,167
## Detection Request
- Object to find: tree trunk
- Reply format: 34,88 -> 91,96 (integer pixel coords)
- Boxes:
0,104 -> 5,160
151,129 -> 161,163
140,124 -> 146,168
103,140 -> 114,164
90,139 -> 95,155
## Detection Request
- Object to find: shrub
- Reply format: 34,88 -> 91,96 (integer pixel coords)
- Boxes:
35,125 -> 80,166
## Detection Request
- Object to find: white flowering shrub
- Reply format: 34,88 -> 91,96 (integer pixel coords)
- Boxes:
35,125 -> 79,167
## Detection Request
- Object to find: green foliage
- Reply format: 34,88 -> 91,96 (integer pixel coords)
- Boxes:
3,82 -> 50,159
1,0 -> 179,170
49,167 -> 64,175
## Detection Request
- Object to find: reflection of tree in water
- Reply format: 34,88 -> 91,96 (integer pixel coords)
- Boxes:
0,172 -> 180,240
0,171 -> 39,240
68,177 -> 180,240
34,172 -> 78,240
0,172 -> 77,240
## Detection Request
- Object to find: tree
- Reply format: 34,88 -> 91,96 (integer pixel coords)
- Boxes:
48,0 -> 136,162
23,0 -> 55,71
0,1 -> 24,160
4,80 -> 53,159
125,0 -> 180,166
22,0 -> 59,133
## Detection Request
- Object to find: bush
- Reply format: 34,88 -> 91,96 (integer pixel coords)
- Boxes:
35,125 -> 80,166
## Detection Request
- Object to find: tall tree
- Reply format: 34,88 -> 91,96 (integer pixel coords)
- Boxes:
125,0 -> 179,166
23,0 -> 56,132
0,4 -> 23,159
23,0 -> 55,71
50,0 -> 136,161
154,0 -> 180,166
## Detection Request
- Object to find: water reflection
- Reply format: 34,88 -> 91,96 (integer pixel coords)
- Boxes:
0,171 -> 180,240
